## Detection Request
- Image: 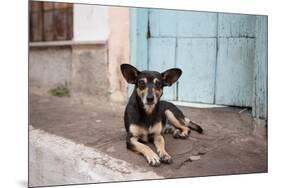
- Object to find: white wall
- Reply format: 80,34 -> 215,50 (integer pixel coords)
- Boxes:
73,4 -> 130,102
73,4 -> 109,41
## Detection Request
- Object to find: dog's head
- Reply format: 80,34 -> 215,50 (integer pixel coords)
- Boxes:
120,64 -> 182,114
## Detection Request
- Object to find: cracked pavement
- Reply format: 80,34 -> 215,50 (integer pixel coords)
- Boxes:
29,93 -> 267,180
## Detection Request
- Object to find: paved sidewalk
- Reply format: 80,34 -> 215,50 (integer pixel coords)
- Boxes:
29,93 -> 267,184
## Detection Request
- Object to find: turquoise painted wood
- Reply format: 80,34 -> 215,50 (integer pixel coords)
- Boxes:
129,8 -> 148,96
148,10 -> 218,102
130,8 -> 267,118
176,11 -> 217,37
215,13 -> 257,107
149,9 -> 177,37
149,10 -> 217,37
252,16 -> 268,118
215,38 -> 255,107
177,38 -> 217,103
148,38 -> 176,100
218,13 -> 256,37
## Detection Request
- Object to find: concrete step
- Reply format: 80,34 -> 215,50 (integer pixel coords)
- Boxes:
29,126 -> 162,187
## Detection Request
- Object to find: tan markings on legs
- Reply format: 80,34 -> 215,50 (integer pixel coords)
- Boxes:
129,124 -> 160,166
184,117 -> 191,125
149,122 -> 172,163
165,110 -> 190,138
129,124 -> 148,142
129,137 -> 160,166
129,124 -> 147,137
148,121 -> 163,135
153,134 -> 172,163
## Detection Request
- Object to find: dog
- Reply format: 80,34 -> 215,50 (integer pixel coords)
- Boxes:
120,64 -> 203,167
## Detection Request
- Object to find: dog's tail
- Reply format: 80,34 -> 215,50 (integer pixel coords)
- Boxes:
185,118 -> 203,134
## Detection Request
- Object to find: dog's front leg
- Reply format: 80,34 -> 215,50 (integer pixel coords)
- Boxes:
128,136 -> 161,167
153,134 -> 172,164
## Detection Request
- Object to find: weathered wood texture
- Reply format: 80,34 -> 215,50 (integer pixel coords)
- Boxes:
149,10 -> 217,37
215,38 -> 255,107
129,8 -> 148,95
30,2 -> 43,41
177,38 -> 217,103
30,2 -> 73,42
148,38 -> 176,100
43,2 -> 54,41
218,13 -> 256,37
252,16 -> 268,119
215,13 -> 257,107
130,9 -> 268,119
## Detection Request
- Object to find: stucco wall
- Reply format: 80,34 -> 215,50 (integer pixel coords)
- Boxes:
73,5 -> 109,42
71,44 -> 109,99
29,5 -> 130,102
29,46 -> 72,93
108,7 -> 130,102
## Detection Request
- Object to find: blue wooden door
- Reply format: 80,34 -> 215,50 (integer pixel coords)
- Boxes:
131,8 -> 264,108
215,14 -> 256,107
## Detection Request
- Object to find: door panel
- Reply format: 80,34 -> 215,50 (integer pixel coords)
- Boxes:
148,38 -> 176,100
215,38 -> 255,107
177,11 -> 217,37
149,10 -> 177,37
149,10 -> 217,38
177,38 -> 217,103
132,9 -> 259,108
218,13 -> 256,37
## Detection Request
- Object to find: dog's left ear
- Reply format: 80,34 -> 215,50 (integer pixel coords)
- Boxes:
161,68 -> 182,86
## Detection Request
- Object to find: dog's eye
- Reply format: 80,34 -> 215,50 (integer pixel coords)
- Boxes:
138,80 -> 146,89
155,81 -> 161,89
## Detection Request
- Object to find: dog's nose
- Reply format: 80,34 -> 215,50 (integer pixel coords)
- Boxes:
146,95 -> 154,103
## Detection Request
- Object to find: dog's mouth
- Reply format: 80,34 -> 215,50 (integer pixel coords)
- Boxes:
146,102 -> 155,106
143,103 -> 156,114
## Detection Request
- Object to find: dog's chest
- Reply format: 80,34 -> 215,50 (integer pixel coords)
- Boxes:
129,122 -> 163,138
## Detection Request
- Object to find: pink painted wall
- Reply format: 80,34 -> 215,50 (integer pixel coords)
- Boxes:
108,7 -> 130,102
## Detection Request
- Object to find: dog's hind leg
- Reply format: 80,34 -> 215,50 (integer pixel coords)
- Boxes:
164,110 -> 190,139
184,118 -> 203,134
163,123 -> 176,134
164,123 -> 185,138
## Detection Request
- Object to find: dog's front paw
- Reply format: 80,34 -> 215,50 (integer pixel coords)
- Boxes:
160,153 -> 172,164
146,152 -> 161,167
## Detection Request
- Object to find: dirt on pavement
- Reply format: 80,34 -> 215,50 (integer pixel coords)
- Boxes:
29,93 -> 267,179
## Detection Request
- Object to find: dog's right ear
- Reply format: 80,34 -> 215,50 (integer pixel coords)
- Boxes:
120,64 -> 140,84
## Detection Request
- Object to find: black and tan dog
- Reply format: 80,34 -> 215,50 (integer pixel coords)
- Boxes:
120,64 -> 203,167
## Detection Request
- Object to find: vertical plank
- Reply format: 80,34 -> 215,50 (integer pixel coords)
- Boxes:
215,38 -> 255,107
43,2 -> 54,41
252,16 -> 268,119
218,13 -> 256,37
129,8 -> 148,96
177,38 -> 217,103
131,8 -> 148,70
148,38 -> 176,100
149,9 -> 177,37
54,3 -> 68,40
177,11 -> 217,37
66,4 -> 73,40
30,2 -> 43,41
